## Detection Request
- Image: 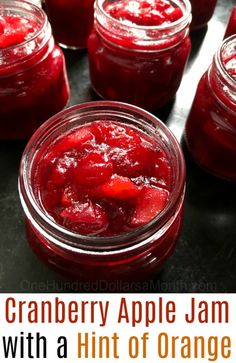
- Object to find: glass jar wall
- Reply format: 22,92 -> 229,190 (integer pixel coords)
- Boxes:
185,36 -> 236,181
88,0 -> 191,111
0,0 -> 70,139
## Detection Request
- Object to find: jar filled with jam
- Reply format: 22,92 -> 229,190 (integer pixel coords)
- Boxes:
185,35 -> 236,182
190,0 -> 217,30
88,0 -> 191,111
19,101 -> 186,285
0,0 -> 69,139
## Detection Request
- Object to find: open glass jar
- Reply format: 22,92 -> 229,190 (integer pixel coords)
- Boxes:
19,101 -> 186,286
190,0 -> 217,30
185,36 -> 236,182
88,0 -> 191,111
45,0 -> 95,49
0,0 -> 69,139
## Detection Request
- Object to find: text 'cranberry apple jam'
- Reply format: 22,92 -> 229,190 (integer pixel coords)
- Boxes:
0,0 -> 69,139
88,0 -> 191,111
19,102 -> 186,283
185,35 -> 236,182
45,0 -> 95,49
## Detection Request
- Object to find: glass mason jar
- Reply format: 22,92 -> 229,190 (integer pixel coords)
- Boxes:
45,0 -> 95,49
88,0 -> 191,111
0,0 -> 70,139
224,6 -> 236,39
19,101 -> 186,286
185,36 -> 236,182
190,0 -> 217,30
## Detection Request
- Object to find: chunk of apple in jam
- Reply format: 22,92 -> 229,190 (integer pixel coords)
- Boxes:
37,121 -> 172,236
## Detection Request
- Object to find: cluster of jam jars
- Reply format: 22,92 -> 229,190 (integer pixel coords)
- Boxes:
0,0 -> 69,139
1,0 -> 234,285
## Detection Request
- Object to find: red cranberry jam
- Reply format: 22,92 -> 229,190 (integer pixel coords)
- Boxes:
0,1 -> 69,139
185,36 -> 236,181
224,6 -> 236,39
106,0 -> 183,26
38,121 -> 171,236
190,0 -> 217,30
19,102 -> 185,284
45,0 -> 95,49
88,0 -> 191,110
0,15 -> 38,48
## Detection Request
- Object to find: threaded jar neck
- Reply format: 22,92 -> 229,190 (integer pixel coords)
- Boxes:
94,0 -> 192,51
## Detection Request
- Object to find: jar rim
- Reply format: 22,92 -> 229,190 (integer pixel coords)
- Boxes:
94,0 -> 191,51
96,0 -> 192,31
0,0 -> 48,53
215,35 -> 236,88
19,101 -> 186,253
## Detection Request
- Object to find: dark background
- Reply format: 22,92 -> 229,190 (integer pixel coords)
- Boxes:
0,0 -> 235,292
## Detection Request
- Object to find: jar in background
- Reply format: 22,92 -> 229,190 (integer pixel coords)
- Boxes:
0,0 -> 70,139
45,0 -> 95,49
224,6 -> 236,39
185,36 -> 236,182
190,0 -> 217,30
88,0 -> 191,111
19,101 -> 186,286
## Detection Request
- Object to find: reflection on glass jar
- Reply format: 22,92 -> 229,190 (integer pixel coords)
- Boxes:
0,0 -> 70,139
185,35 -> 236,182
88,0 -> 191,111
19,101 -> 186,286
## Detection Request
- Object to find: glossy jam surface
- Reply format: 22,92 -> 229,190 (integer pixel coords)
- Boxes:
36,121 -> 172,236
0,13 -> 69,139
106,0 -> 183,26
88,0 -> 190,110
190,0 -> 217,29
224,6 -> 236,39
0,15 -> 38,48
45,0 -> 95,48
185,52 -> 236,181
